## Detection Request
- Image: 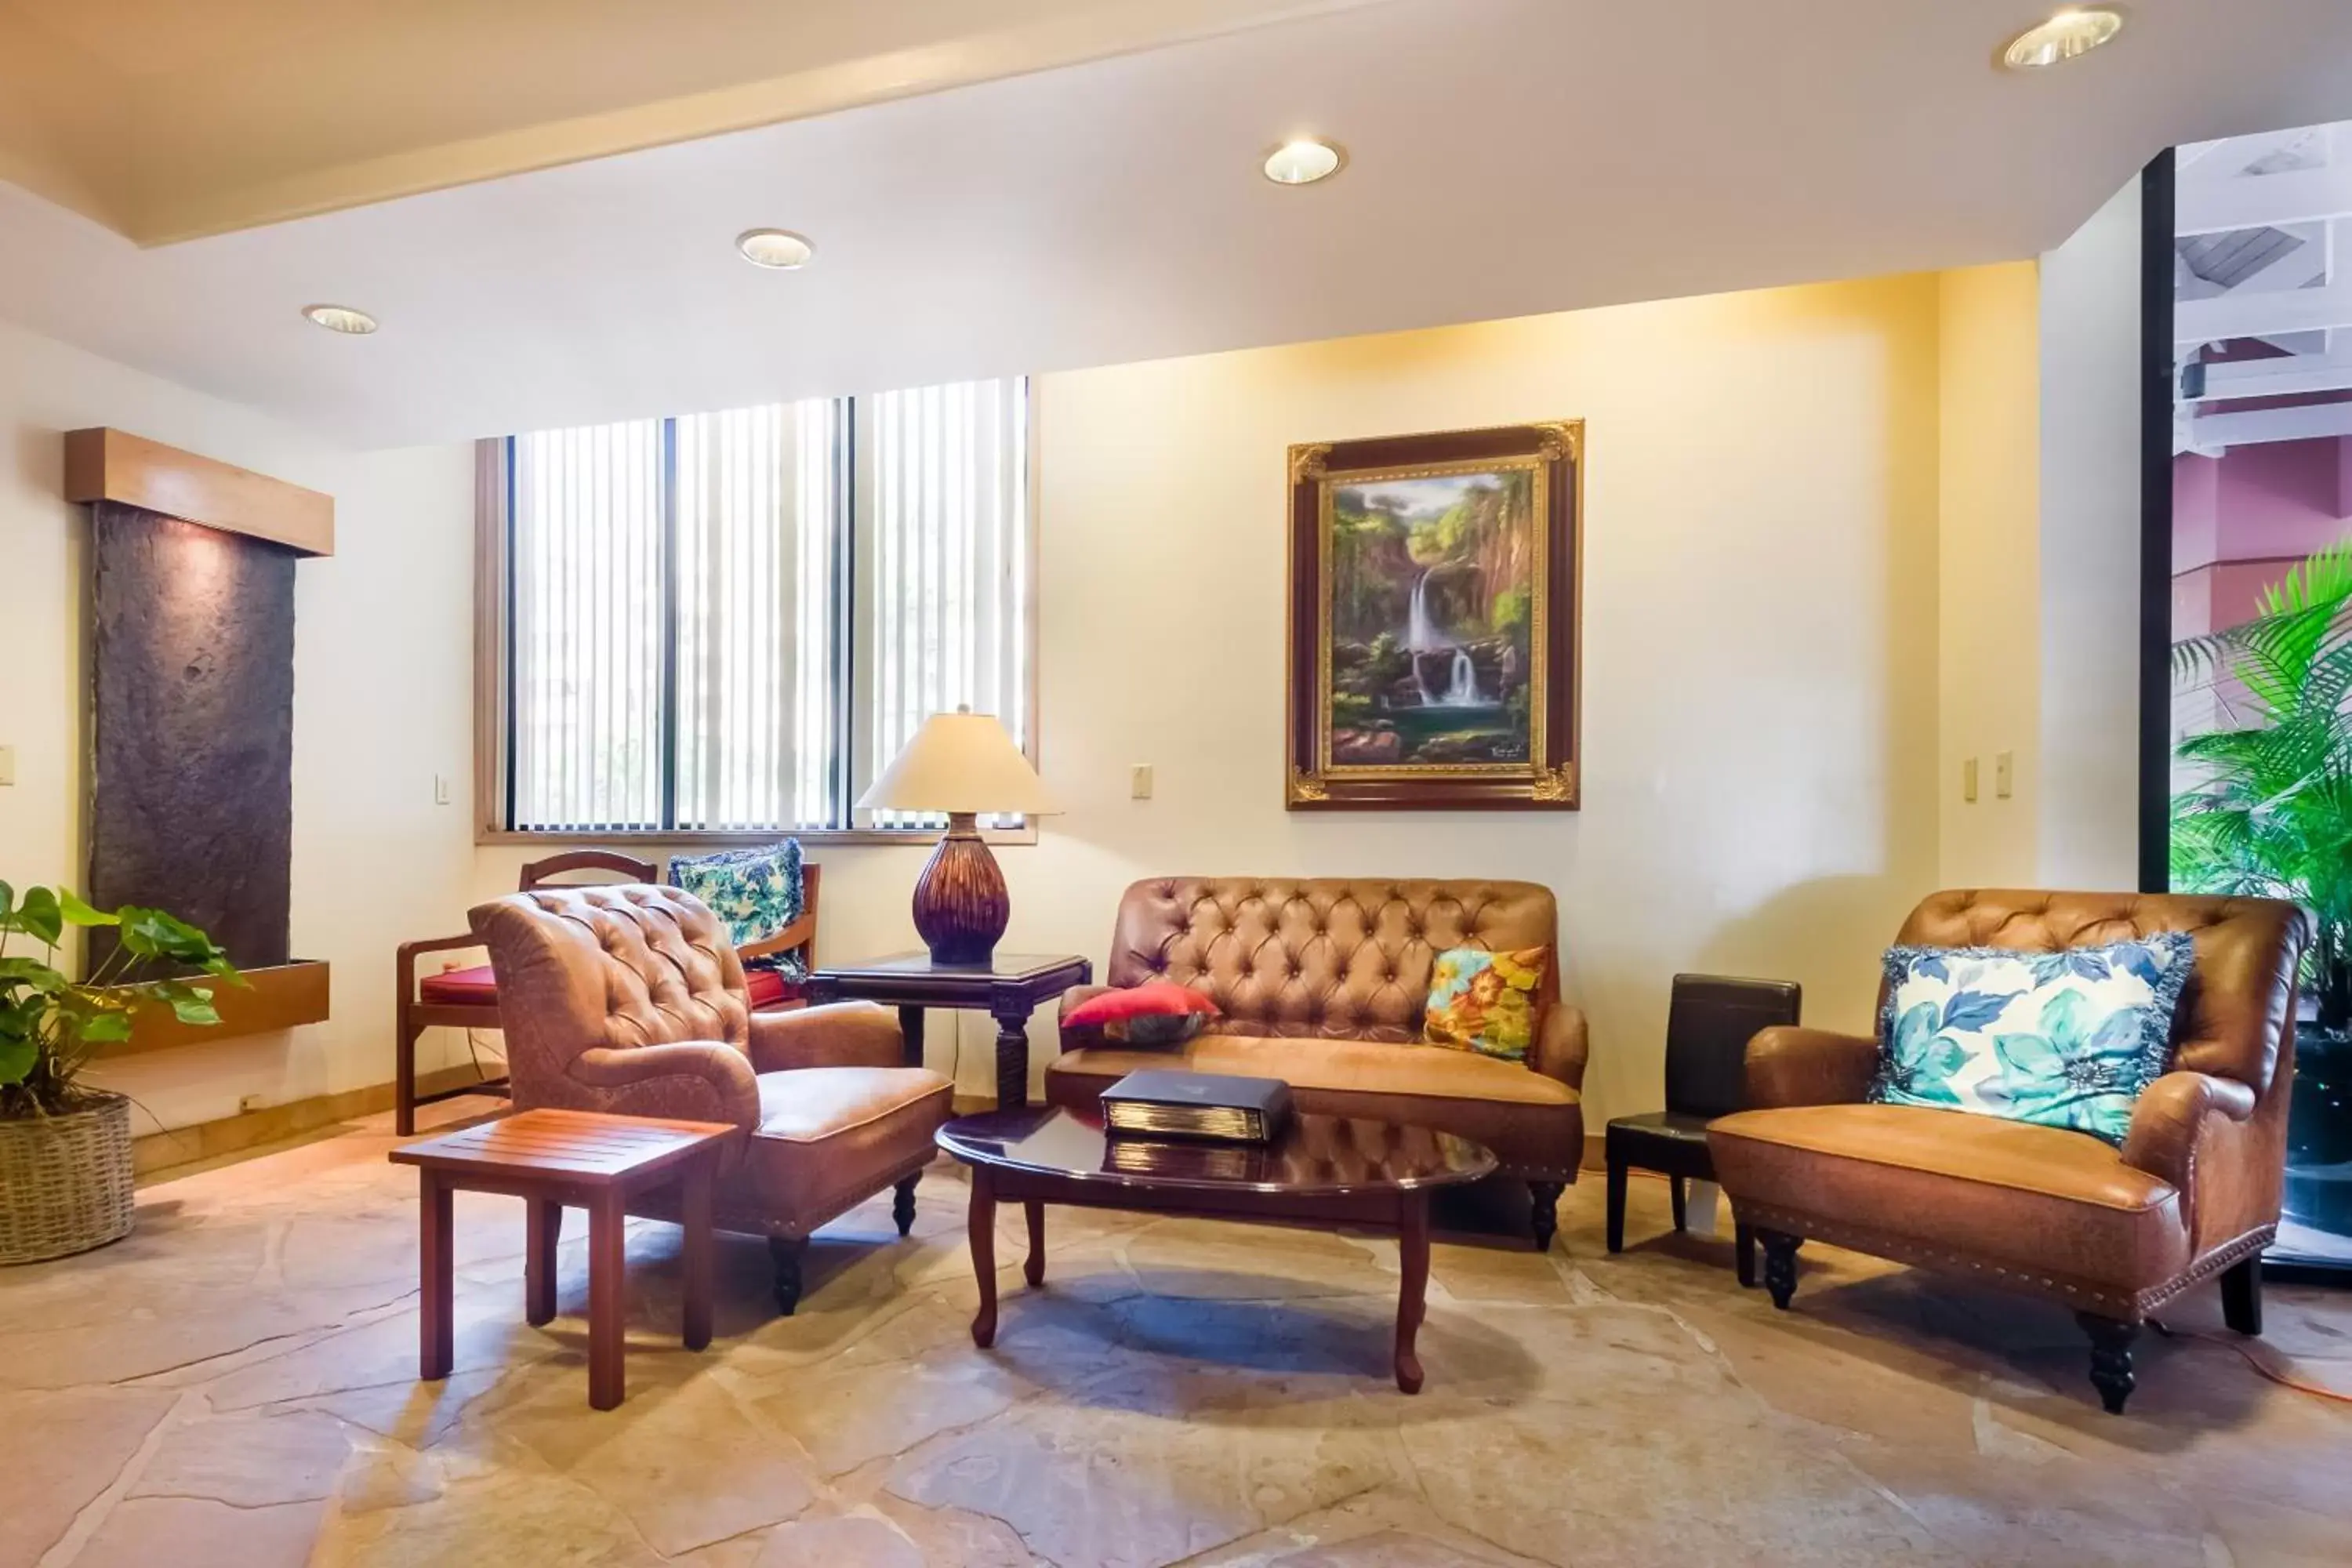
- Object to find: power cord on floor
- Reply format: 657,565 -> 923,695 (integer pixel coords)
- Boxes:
2147,1317 -> 2352,1406
464,1027 -> 508,1084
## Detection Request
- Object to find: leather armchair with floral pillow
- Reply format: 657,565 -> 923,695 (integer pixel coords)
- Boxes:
1708,889 -> 2309,1414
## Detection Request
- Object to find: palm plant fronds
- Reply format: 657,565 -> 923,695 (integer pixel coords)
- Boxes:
2170,538 -> 2352,1028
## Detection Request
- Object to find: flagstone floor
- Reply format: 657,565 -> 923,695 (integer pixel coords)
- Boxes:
4,1099 -> 2351,1568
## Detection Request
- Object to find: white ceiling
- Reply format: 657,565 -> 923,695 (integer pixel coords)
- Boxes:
6,0 -> 2352,449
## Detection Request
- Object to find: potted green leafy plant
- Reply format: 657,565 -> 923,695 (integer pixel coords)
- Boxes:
0,884 -> 239,1264
2171,540 -> 2352,1185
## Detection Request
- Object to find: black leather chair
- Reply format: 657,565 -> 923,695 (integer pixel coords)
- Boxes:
1606,974 -> 1801,1283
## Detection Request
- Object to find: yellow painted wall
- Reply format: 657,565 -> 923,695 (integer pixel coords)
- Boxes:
587,274 -> 1946,1124
1936,262 -> 2043,885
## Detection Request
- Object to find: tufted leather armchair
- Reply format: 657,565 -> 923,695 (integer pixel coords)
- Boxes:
469,884 -> 953,1315
1708,888 -> 2310,1414
1046,877 -> 1588,1249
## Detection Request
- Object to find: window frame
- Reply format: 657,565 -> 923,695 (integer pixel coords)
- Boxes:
470,389 -> 1042,848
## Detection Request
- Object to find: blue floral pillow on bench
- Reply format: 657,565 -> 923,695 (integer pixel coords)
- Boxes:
666,840 -> 806,978
1870,935 -> 2194,1145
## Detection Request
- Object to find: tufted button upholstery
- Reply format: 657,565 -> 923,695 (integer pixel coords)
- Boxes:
1104,876 -> 1560,1046
1063,877 -> 1585,1181
1710,887 -> 2311,1341
469,884 -> 951,1247
1891,888 -> 2307,1097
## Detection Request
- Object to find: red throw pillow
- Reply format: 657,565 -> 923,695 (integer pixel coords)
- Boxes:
1065,981 -> 1221,1046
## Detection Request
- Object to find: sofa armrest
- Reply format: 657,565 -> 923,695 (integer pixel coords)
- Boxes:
1745,1025 -> 1878,1109
747,1000 -> 903,1073
572,1043 -> 760,1130
1529,1003 -> 1588,1090
2120,1069 -> 2257,1192
1055,985 -> 1115,1051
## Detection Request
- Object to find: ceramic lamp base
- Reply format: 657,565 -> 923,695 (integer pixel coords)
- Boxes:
912,813 -> 1009,967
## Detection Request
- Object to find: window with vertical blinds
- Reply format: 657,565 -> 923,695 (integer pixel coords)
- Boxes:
499,379 -> 1030,837
866,377 -> 1031,828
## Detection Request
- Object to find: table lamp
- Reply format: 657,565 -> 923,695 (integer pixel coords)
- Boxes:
858,706 -> 1060,967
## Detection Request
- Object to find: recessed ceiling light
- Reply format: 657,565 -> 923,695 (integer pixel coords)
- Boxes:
1262,138 -> 1345,187
301,303 -> 377,335
737,228 -> 815,269
2002,7 -> 2125,70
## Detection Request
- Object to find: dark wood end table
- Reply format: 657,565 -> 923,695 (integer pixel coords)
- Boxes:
390,1108 -> 735,1410
936,1106 -> 1497,1392
804,952 -> 1092,1109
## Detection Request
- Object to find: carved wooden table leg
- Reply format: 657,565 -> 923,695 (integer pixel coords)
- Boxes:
525,1198 -> 561,1327
1395,1190 -> 1431,1394
587,1190 -> 626,1411
419,1172 -> 454,1381
990,1007 -> 1033,1109
681,1154 -> 713,1353
969,1167 -> 1000,1348
1024,1200 -> 1046,1287
1760,1229 -> 1802,1310
2076,1312 -> 2141,1414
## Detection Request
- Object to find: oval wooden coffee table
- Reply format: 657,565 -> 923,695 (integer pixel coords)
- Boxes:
937,1105 -> 1496,1392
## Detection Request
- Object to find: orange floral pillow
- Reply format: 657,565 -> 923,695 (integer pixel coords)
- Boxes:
1423,946 -> 1548,1062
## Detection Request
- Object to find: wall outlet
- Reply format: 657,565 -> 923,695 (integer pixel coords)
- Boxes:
434,773 -> 452,806
238,1093 -> 267,1115
1962,757 -> 1979,804
0,745 -> 13,786
1130,763 -> 1153,800
1994,750 -> 2014,800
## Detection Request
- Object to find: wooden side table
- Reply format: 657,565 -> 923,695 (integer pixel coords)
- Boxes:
390,1109 -> 735,1410
803,952 -> 1092,1108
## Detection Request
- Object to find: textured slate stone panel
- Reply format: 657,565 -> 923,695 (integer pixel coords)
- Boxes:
89,503 -> 295,971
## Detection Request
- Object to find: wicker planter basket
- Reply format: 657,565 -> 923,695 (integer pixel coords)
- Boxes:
0,1093 -> 136,1265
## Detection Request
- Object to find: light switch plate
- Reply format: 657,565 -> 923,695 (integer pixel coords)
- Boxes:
1994,751 -> 2014,800
1962,757 -> 1979,803
1130,764 -> 1153,800
0,745 -> 13,786
434,773 -> 452,806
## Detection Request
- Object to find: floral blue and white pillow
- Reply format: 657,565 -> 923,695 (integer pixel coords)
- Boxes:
666,840 -> 806,978
1869,935 -> 2194,1145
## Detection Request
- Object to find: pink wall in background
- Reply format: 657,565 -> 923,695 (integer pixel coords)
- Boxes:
2175,435 -> 2352,576
2174,434 -> 2352,642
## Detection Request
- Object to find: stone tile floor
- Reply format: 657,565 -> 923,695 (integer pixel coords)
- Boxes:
4,1098 -> 2351,1567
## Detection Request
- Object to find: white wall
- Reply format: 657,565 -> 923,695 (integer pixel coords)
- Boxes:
2038,174 -> 2144,890
0,317 -> 476,1134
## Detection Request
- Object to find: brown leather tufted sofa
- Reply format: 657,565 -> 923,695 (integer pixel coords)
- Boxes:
469,884 -> 953,1315
1046,877 -> 1588,1248
1708,888 -> 2310,1414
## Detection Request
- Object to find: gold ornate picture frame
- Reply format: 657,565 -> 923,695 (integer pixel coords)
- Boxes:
1285,420 -> 1581,811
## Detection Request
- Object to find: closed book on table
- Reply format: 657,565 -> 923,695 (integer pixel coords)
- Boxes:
1099,1069 -> 1293,1144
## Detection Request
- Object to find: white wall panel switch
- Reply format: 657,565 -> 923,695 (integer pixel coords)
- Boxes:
1994,751 -> 2014,799
0,746 -> 13,786
434,773 -> 452,806
1962,757 -> 1978,803
1130,764 -> 1153,800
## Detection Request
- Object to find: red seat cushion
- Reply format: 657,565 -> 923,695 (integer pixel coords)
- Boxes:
417,963 -> 499,1006
423,960 -> 804,1009
746,967 -> 808,1011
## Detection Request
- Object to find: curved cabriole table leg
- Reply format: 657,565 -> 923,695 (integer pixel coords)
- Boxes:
968,1167 -> 1000,1348
1395,1190 -> 1431,1394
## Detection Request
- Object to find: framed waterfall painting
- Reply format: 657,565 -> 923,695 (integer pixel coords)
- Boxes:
1284,420 -> 1581,810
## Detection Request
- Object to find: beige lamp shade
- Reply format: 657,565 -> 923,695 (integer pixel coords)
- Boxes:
858,707 -> 1061,816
